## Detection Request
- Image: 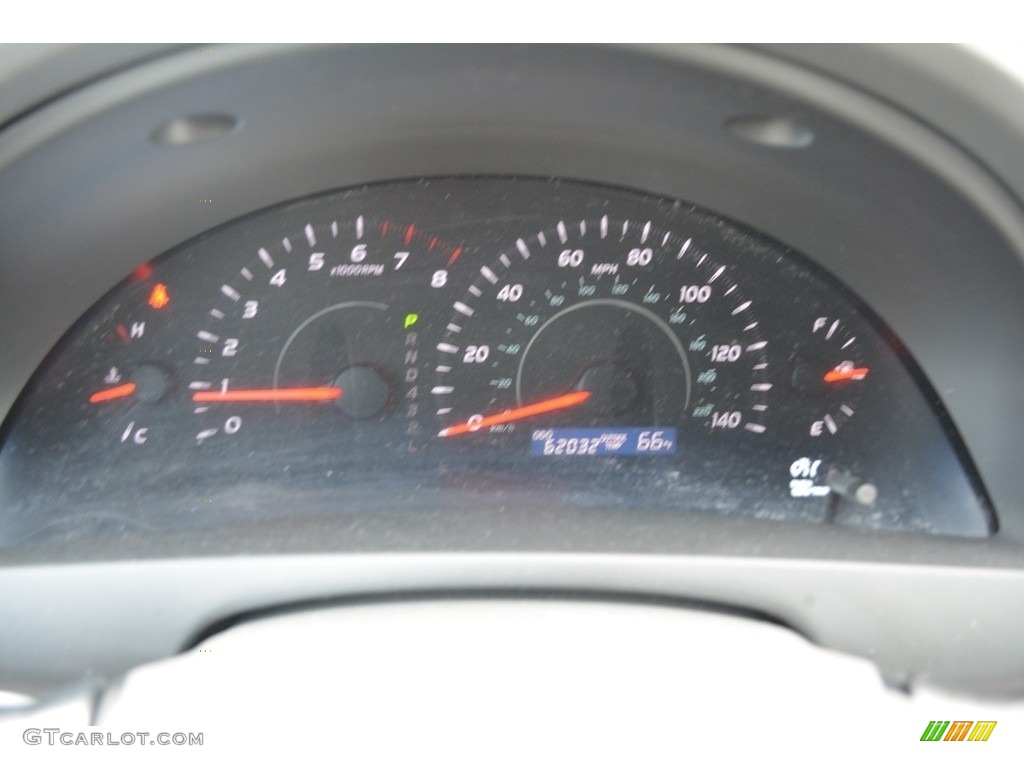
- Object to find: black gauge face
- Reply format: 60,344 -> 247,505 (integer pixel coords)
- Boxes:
789,316 -> 867,438
0,178 -> 993,552
185,215 -> 459,463
433,219 -> 771,453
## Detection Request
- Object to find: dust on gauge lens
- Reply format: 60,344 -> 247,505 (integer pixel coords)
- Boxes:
433,216 -> 773,456
788,315 -> 869,438
188,217 -> 462,452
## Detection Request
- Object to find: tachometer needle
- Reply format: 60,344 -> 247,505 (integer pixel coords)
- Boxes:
89,382 -> 137,403
438,390 -> 591,437
192,387 -> 342,403
824,367 -> 869,383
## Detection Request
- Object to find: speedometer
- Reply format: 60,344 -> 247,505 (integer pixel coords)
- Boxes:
434,218 -> 771,453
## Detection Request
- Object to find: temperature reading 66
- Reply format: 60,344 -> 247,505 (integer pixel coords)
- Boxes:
636,430 -> 671,451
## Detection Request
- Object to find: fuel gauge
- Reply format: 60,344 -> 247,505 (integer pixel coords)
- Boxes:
791,315 -> 868,437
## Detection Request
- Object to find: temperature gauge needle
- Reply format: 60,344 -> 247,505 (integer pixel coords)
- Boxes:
88,382 -> 137,403
823,367 -> 869,383
439,390 -> 591,437
192,387 -> 342,403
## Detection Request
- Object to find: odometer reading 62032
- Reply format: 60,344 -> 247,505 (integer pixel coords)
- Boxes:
531,428 -> 678,456
433,215 -> 772,453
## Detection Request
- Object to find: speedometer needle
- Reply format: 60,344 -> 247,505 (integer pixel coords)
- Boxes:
192,387 -> 342,403
438,390 -> 592,437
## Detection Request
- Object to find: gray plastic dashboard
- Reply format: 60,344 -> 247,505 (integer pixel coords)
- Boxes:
1,44 -> 1023,698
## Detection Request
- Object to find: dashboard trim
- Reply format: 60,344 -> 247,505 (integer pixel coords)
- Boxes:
2,552 -> 1023,698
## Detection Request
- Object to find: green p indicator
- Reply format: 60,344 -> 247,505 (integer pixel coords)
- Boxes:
404,313 -> 419,329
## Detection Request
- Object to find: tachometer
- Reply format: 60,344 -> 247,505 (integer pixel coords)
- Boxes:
189,213 -> 460,454
433,216 -> 772,453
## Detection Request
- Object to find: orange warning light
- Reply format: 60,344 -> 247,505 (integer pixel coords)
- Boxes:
148,283 -> 170,309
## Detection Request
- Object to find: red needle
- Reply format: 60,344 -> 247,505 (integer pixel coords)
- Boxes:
439,390 -> 592,437
824,367 -> 869,383
193,387 -> 342,403
89,382 -> 137,403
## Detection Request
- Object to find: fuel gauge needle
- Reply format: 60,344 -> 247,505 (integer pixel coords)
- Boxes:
192,387 -> 342,403
89,382 -> 137,403
439,390 -> 591,437
823,367 -> 869,383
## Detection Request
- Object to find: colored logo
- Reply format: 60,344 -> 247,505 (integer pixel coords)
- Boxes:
920,721 -> 997,742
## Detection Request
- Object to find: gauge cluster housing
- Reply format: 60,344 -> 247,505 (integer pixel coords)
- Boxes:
0,45 -> 1023,698
0,178 -> 994,546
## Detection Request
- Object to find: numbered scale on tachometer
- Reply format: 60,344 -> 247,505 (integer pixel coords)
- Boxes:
189,215 -> 462,452
432,216 -> 774,456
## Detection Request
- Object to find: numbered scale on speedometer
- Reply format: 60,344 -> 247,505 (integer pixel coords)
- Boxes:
433,216 -> 773,456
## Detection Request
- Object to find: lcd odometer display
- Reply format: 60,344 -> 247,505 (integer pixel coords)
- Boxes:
532,428 -> 677,456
